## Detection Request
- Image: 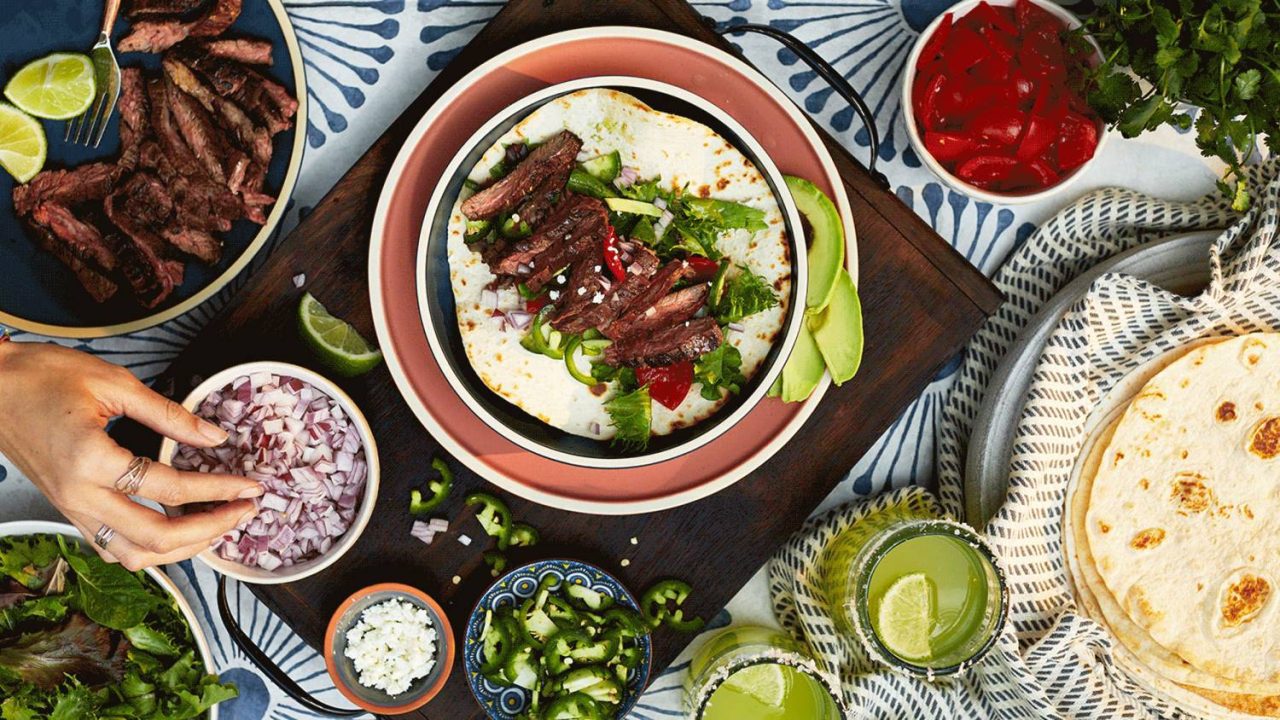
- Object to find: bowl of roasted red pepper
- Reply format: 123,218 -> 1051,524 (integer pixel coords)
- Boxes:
904,0 -> 1105,202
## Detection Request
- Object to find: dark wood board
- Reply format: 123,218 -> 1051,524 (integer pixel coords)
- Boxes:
116,1 -> 1002,717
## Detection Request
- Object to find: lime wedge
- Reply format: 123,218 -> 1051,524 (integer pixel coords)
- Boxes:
0,103 -> 47,183
722,663 -> 790,708
4,53 -> 96,120
874,572 -> 935,662
298,292 -> 383,377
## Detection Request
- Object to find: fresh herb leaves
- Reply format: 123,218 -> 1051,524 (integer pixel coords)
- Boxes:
714,265 -> 779,324
1081,0 -> 1279,209
0,536 -> 60,589
693,343 -> 746,400
604,385 -> 652,451
56,535 -> 155,631
620,179 -> 767,259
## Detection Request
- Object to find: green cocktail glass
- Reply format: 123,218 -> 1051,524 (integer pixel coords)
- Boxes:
685,626 -> 845,720
822,509 -> 1008,678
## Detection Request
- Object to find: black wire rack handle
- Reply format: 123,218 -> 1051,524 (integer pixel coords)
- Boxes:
217,574 -> 364,717
718,23 -> 890,189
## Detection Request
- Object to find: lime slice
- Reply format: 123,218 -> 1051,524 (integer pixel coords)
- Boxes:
722,663 -> 790,708
3,53 -> 96,120
298,292 -> 383,377
0,103 -> 47,183
874,572 -> 935,662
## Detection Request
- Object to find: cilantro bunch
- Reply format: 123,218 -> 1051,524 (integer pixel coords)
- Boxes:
1082,0 -> 1279,210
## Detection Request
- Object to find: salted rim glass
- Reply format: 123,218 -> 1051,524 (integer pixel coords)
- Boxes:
850,519 -> 1009,679
684,626 -> 847,719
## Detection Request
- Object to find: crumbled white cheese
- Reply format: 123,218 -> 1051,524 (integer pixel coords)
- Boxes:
511,213 -> 521,222
556,274 -> 566,284
591,292 -> 604,304
548,290 -> 560,300
458,533 -> 472,546
343,599 -> 438,696
577,287 -> 587,296
593,265 -> 601,272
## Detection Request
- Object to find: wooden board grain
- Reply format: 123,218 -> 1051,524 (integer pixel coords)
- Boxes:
116,1 -> 1002,717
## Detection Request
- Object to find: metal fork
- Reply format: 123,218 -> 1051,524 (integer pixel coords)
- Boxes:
66,0 -> 122,148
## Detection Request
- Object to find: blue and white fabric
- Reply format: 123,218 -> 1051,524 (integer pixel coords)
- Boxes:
0,1 -> 1232,718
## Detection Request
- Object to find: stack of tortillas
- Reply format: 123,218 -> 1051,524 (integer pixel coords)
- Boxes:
1064,333 -> 1280,718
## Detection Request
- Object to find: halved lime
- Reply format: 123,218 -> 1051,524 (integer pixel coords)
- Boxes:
874,572 -> 935,662
298,292 -> 383,377
0,103 -> 47,183
4,53 -> 96,120
721,663 -> 790,708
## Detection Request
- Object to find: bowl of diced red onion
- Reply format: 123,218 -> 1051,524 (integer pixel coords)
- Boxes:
160,362 -> 379,584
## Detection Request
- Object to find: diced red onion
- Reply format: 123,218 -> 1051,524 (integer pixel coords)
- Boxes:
172,373 -> 368,571
292,273 -> 306,288
481,288 -> 498,309
727,322 -> 745,333
506,311 -> 533,331
653,197 -> 668,211
589,421 -> 601,435
616,240 -> 635,253
516,262 -> 532,276
427,518 -> 449,532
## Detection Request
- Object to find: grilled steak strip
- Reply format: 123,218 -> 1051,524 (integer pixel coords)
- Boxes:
118,69 -> 149,171
553,245 -> 661,334
522,216 -> 606,294
119,0 -> 241,53
162,228 -> 221,263
552,243 -> 605,316
181,52 -> 296,134
12,163 -> 120,217
461,131 -> 582,221
603,317 -> 724,368
23,219 -> 118,302
105,179 -> 184,307
164,56 -> 271,166
166,75 -> 251,193
187,37 -> 273,65
512,166 -> 571,229
620,284 -> 711,339
29,204 -> 118,273
126,0 -> 208,17
599,261 -> 692,338
144,79 -> 242,231
490,194 -> 605,276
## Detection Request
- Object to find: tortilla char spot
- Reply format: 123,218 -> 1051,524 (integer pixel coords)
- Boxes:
1113,451 -> 1125,466
1139,478 -> 1150,490
1240,337 -> 1268,366
1257,401 -> 1265,411
588,383 -> 607,397
1248,417 -> 1280,459
496,353 -> 503,362
1125,586 -> 1163,623
1220,574 -> 1271,627
1218,401 -> 1238,422
697,184 -> 711,198
716,177 -> 729,191
1244,505 -> 1255,519
1130,528 -> 1166,550
1171,473 -> 1215,514
1180,449 -> 1188,459
1098,520 -> 1112,534
1180,378 -> 1189,388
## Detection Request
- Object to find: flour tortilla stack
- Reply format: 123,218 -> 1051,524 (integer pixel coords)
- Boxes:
445,88 -> 790,440
1065,333 -> 1280,717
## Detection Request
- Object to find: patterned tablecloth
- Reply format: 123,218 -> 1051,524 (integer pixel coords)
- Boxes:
0,1 -> 1224,718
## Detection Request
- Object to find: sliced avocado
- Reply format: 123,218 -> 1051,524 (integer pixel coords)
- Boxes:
780,323 -> 825,402
808,269 -> 864,386
784,175 -> 845,313
605,197 -> 664,217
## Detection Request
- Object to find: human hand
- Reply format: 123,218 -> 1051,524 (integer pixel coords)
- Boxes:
0,341 -> 263,570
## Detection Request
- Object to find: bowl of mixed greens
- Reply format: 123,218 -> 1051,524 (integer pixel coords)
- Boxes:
0,521 -> 235,719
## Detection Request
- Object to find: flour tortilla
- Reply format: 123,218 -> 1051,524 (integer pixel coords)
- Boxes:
446,89 -> 790,440
1067,408 -> 1280,717
1085,333 -> 1280,689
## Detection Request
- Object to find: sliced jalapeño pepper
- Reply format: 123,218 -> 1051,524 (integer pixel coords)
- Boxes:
640,579 -> 705,633
508,522 -> 540,548
563,337 -> 597,386
480,610 -> 520,675
465,492 -> 513,549
564,583 -> 614,611
602,607 -> 648,638
484,550 -> 507,577
520,597 -> 560,649
544,692 -> 604,720
409,457 -> 453,515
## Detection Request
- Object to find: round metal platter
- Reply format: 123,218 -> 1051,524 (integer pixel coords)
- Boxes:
963,230 -> 1219,528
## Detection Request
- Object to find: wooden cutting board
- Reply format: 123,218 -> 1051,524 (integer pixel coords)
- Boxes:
116,0 -> 1001,717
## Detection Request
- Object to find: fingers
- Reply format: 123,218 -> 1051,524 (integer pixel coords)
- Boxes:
68,512 -> 214,571
107,373 -> 227,448
131,462 -> 263,507
92,489 -> 257,556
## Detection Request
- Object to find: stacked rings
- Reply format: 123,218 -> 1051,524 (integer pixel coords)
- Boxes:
93,524 -> 116,549
114,456 -> 152,496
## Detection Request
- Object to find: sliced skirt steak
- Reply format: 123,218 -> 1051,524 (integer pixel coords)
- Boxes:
603,317 -> 724,368
461,130 -> 581,220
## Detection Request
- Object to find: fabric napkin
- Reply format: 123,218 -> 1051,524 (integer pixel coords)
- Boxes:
770,159 -> 1280,719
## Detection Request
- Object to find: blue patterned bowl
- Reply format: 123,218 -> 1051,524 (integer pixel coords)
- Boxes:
463,559 -> 652,719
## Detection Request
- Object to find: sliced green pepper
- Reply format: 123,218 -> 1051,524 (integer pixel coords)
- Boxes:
544,595 -> 581,629
465,218 -> 493,243
409,457 -> 453,515
480,610 -> 520,675
563,337 -> 597,386
640,579 -> 705,633
500,213 -> 533,239
484,550 -> 507,577
465,492 -> 514,549
521,310 -> 567,361
504,644 -> 541,689
517,282 -> 546,301
544,692 -> 604,720
602,607 -> 648,638
564,583 -> 614,611
508,522 -> 540,548
567,168 -> 617,199
520,597 -> 560,649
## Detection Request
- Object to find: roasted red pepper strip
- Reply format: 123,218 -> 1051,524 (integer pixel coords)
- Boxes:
635,361 -> 694,411
683,255 -> 720,283
602,226 -> 627,283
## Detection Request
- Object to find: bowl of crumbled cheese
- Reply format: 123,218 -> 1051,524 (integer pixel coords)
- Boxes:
324,583 -> 455,714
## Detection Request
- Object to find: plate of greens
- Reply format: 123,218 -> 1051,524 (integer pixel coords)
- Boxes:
0,521 -> 235,719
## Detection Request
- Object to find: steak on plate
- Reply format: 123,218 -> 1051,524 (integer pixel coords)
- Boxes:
119,0 -> 241,52
461,131 -> 582,220
603,316 -> 724,368
23,219 -> 118,303
620,283 -> 710,339
12,163 -> 120,217
489,194 -> 605,276
188,37 -> 273,65
552,245 -> 661,334
126,0 -> 209,17
598,260 -> 692,338
29,203 -> 118,274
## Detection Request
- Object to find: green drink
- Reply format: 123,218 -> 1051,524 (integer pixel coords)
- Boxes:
686,626 -> 844,720
823,516 -> 1007,677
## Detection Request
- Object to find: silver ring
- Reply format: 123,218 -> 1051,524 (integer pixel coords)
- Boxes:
93,524 -> 116,550
113,456 -> 152,496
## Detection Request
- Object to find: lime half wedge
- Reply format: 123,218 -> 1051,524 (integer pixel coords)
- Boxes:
0,103 -> 47,183
4,53 -> 96,120
874,572 -> 935,662
298,292 -> 383,377
722,663 -> 790,708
